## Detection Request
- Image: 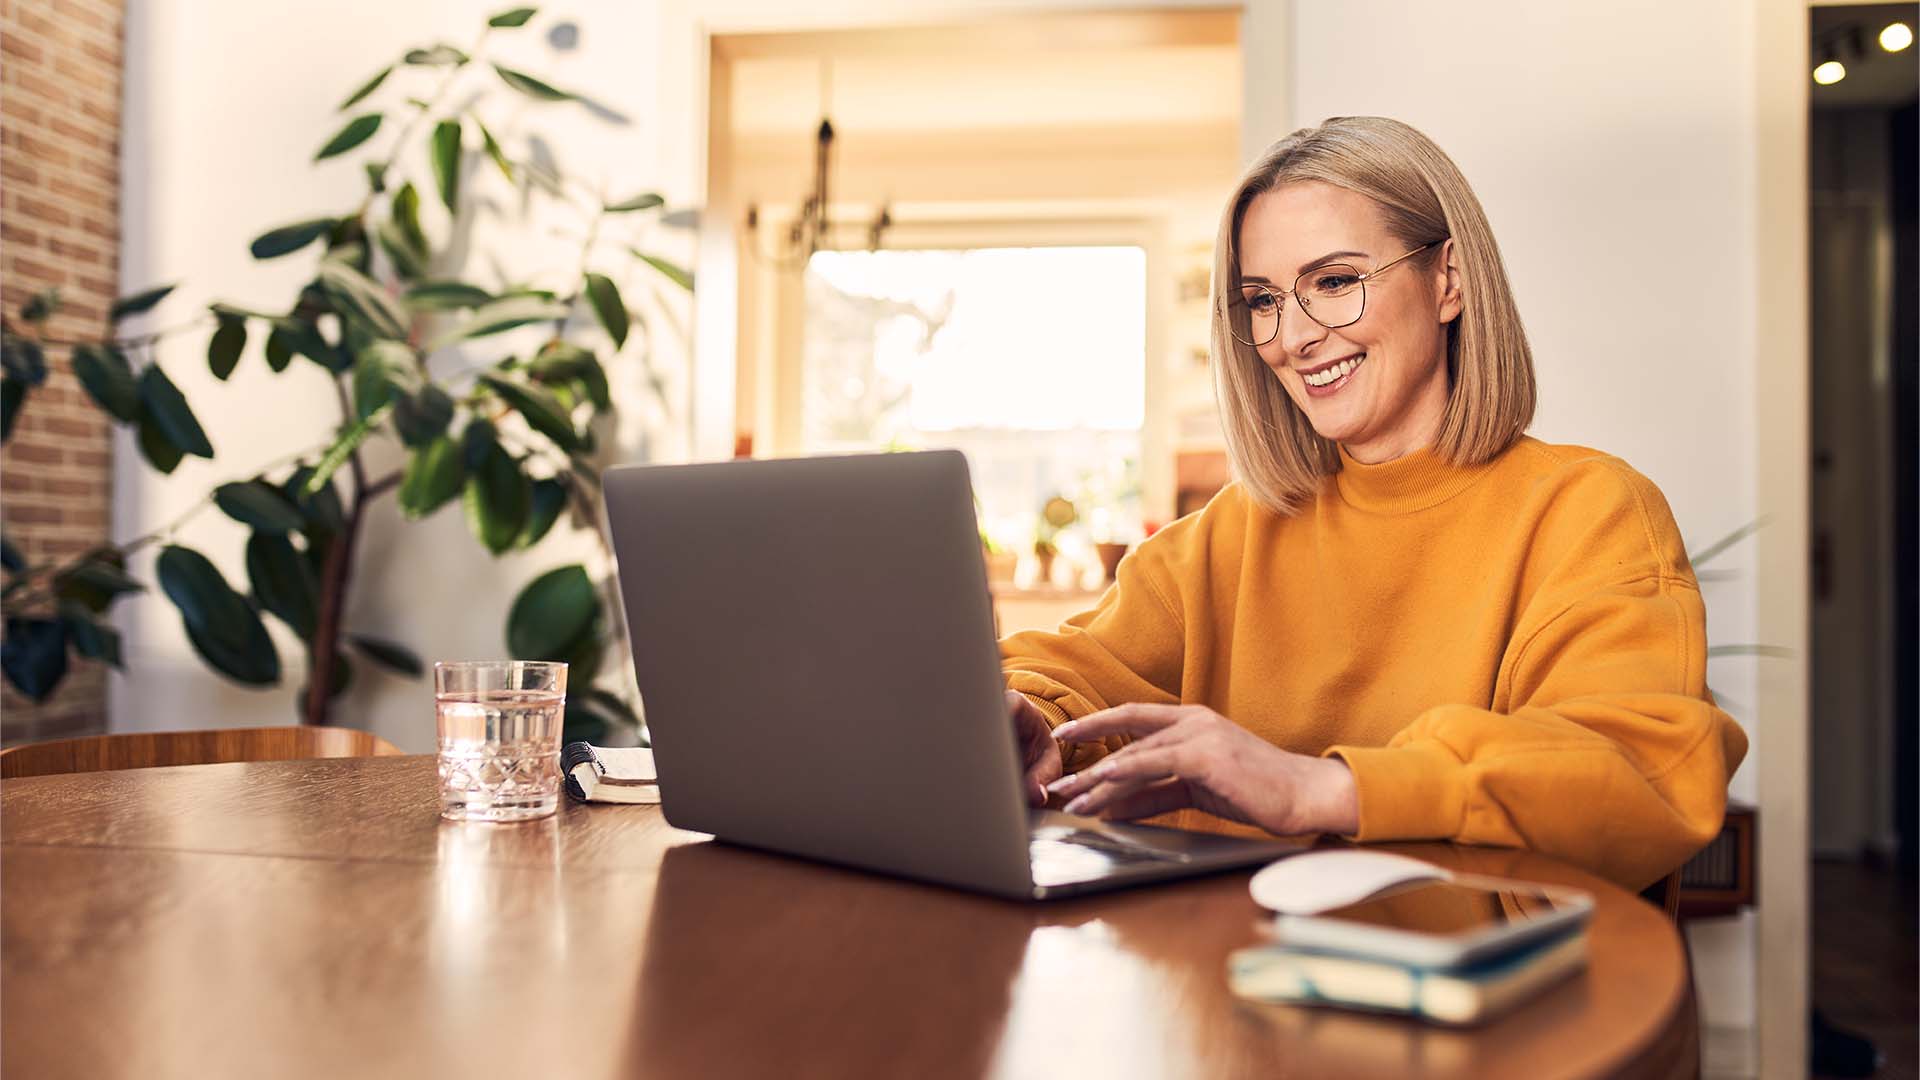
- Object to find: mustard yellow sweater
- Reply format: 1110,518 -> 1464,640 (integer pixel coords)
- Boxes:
1001,437 -> 1748,888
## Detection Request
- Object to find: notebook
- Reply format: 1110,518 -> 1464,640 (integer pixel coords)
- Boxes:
561,742 -> 660,804
1227,926 -> 1589,1026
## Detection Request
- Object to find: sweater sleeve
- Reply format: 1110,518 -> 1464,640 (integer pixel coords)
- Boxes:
999,545 -> 1186,773
1327,571 -> 1748,889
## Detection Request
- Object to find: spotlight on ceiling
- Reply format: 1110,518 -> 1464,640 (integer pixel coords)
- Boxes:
1813,59 -> 1848,85
1880,22 -> 1914,52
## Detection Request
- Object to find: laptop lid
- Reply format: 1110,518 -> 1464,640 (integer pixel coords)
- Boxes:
603,451 -> 1034,896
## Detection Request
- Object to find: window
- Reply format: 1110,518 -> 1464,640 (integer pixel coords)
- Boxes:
802,246 -> 1146,554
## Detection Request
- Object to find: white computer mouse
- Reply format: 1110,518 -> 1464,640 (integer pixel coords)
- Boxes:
1248,849 -> 1451,915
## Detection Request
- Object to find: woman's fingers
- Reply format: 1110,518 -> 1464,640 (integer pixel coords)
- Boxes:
1095,778 -> 1195,821
1054,746 -> 1188,813
1053,702 -> 1189,743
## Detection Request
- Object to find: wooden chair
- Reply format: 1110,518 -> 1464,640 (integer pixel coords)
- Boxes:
0,726 -> 404,780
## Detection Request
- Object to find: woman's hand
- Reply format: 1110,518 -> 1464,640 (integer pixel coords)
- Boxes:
1045,703 -> 1360,836
1007,690 -> 1064,807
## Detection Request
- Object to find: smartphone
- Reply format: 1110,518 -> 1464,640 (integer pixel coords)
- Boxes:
1272,872 -> 1594,969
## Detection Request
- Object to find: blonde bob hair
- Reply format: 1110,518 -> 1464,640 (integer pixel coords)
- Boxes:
1211,116 -> 1535,515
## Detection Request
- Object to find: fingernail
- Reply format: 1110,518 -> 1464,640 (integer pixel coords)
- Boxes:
1064,795 -> 1090,815
1047,774 -> 1077,794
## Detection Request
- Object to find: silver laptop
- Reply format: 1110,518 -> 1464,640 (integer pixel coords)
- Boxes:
602,450 -> 1304,899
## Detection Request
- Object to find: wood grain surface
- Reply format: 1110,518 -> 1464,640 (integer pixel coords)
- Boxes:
1,755 -> 1694,1080
0,725 -> 402,778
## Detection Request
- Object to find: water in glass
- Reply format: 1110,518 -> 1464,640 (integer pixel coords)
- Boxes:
437,688 -> 564,821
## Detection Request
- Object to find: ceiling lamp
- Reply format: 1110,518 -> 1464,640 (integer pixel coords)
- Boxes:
1880,22 -> 1914,52
1813,59 -> 1848,85
745,60 -> 892,271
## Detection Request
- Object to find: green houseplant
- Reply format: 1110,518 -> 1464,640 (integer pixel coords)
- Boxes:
0,6 -> 688,742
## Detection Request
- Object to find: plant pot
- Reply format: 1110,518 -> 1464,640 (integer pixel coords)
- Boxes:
983,550 -> 1018,586
1095,541 -> 1129,582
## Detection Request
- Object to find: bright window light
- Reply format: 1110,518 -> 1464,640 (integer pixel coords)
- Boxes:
804,246 -> 1147,544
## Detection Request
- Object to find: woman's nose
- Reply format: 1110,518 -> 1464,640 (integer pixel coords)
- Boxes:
1276,297 -> 1328,359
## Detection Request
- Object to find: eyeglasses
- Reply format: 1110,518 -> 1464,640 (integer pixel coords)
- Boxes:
1224,241 -> 1441,347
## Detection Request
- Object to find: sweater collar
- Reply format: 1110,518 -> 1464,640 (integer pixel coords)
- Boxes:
1333,442 -> 1501,514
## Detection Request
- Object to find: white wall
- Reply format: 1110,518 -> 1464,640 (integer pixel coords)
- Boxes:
116,0 -> 683,750
1284,0 -> 1765,1042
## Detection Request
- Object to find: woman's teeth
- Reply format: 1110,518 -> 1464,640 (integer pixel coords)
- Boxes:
1304,355 -> 1364,387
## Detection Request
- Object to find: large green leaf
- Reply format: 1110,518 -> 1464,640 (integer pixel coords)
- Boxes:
214,480 -> 306,534
1,617 -> 67,701
633,249 -> 694,291
428,295 -> 569,348
71,344 -> 140,421
348,633 -> 424,677
182,613 -> 281,687
375,219 -> 427,280
156,545 -> 256,643
282,466 -> 346,534
251,218 -> 336,260
269,317 -> 335,371
583,272 -> 628,348
135,417 -> 183,473
246,532 -> 319,640
488,6 -> 537,27
53,554 -> 143,613
398,436 -> 466,520
315,113 -> 383,161
430,120 -> 461,212
339,65 -> 392,110
404,43 -> 469,66
263,325 -> 294,372
405,280 -> 491,311
516,477 -> 567,549
391,181 -> 428,252
1,335 -> 47,386
604,192 -> 663,213
208,314 -> 246,380
392,382 -> 455,447
110,284 -> 176,322
506,564 -> 597,659
479,373 -> 578,451
353,341 -> 416,420
492,63 -> 573,102
463,435 -> 530,555
137,365 -> 214,458
318,260 -> 409,341
529,341 -> 609,411
0,377 -> 21,442
158,546 -> 283,685
58,601 -> 123,669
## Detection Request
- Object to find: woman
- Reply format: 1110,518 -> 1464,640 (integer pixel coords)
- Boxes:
1002,117 -> 1746,889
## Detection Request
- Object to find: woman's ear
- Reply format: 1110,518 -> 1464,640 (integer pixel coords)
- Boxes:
1436,238 -> 1464,324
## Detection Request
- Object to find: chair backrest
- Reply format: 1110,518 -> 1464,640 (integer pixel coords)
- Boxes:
0,726 -> 404,779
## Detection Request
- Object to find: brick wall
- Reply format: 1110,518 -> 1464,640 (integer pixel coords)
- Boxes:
0,0 -> 122,744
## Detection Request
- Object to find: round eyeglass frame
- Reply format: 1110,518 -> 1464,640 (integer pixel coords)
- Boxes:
1224,240 -> 1441,347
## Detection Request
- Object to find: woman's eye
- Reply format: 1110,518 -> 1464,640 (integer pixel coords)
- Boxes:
1246,293 -> 1277,314
1313,273 -> 1358,292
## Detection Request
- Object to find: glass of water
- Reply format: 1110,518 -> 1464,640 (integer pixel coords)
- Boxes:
435,660 -> 567,822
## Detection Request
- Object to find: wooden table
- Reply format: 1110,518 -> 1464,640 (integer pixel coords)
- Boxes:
1,756 -> 1695,1079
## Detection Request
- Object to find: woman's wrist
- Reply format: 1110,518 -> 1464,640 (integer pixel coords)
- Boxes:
1313,755 -> 1360,836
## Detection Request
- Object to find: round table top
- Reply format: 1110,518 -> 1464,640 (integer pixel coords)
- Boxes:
0,754 -> 1693,1079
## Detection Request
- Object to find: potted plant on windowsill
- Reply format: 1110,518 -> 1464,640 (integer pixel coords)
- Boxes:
1032,494 -> 1077,587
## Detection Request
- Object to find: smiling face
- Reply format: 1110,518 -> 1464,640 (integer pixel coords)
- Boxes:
1236,181 -> 1462,464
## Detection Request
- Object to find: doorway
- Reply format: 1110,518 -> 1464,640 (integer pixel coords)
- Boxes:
1806,3 -> 1917,1077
